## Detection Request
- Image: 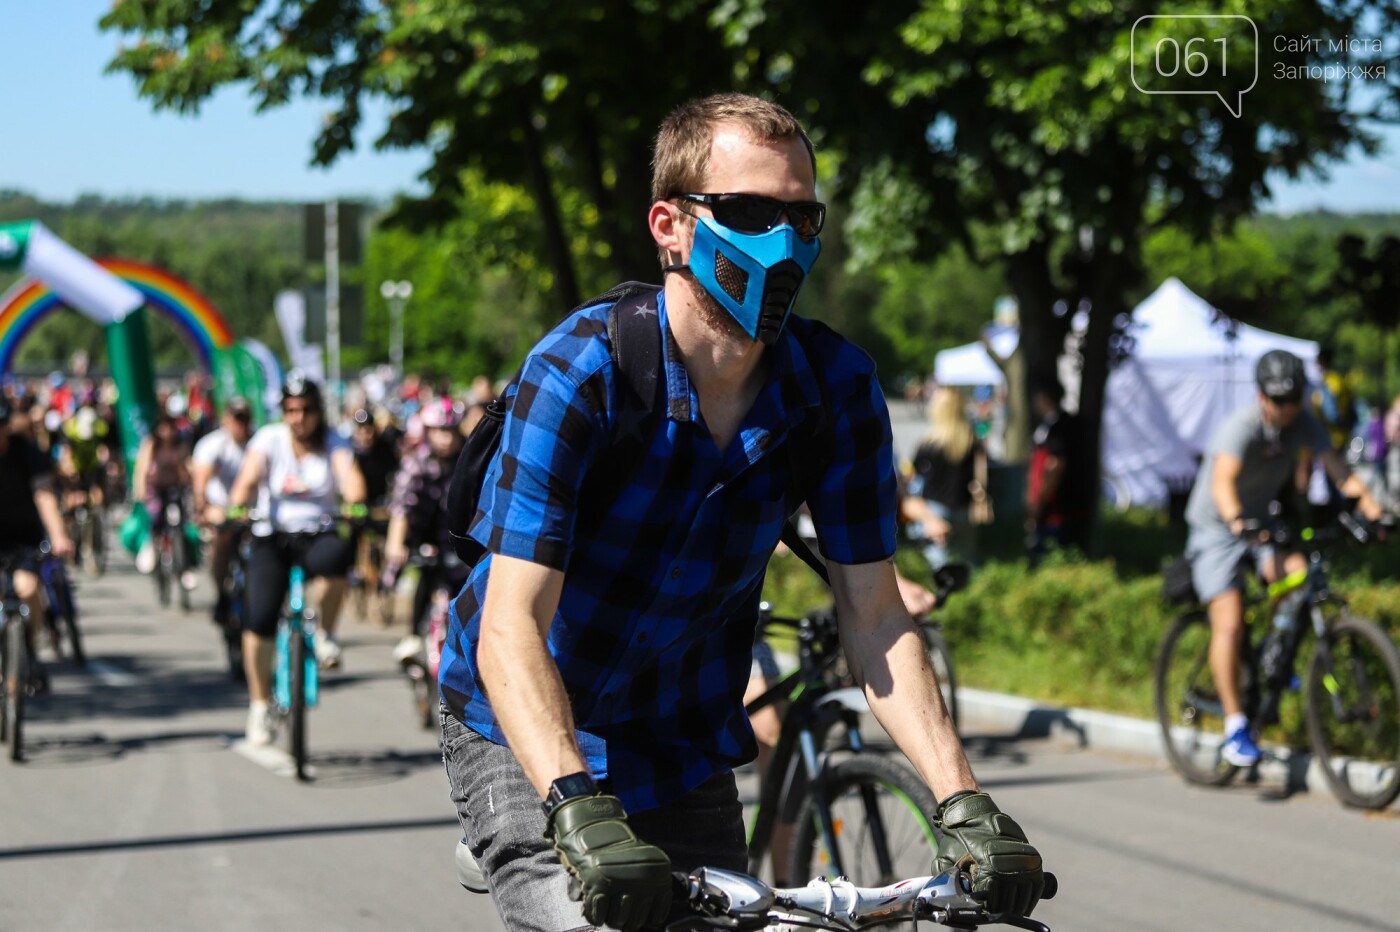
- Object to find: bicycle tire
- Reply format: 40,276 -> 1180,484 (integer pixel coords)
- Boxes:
156,534 -> 172,607
788,754 -> 940,887
224,592 -> 245,682
290,623 -> 308,780
87,509 -> 105,577
6,616 -> 26,762
922,625 -> 959,734
1155,610 -> 1240,787
1305,612 -> 1400,810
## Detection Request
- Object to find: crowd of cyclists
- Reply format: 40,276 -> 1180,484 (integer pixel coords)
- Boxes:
0,367 -> 495,747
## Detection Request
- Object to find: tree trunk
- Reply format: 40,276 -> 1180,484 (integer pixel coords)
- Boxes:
517,99 -> 581,310
1002,240 -> 1059,465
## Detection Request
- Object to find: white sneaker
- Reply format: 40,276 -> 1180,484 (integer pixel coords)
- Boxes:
245,701 -> 275,746
393,635 -> 425,666
180,570 -> 199,591
314,631 -> 342,670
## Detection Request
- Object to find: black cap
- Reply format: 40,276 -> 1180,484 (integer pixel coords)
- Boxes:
281,369 -> 323,406
1256,350 -> 1306,400
225,397 -> 252,418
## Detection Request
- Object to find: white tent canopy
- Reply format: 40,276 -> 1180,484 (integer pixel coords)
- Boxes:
933,326 -> 1017,386
1101,277 -> 1320,506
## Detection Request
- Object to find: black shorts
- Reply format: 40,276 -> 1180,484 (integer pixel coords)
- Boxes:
245,533 -> 354,637
0,546 -> 41,579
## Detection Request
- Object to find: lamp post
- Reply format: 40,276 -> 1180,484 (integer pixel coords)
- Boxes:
380,279 -> 413,382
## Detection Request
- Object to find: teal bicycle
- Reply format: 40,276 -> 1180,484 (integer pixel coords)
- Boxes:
271,530 -> 322,781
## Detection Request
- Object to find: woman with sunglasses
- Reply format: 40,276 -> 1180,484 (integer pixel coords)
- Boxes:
227,372 -> 366,746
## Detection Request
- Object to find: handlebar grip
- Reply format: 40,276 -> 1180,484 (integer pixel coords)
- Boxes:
1041,872 -> 1058,900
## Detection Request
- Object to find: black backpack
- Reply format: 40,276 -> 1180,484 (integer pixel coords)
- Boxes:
444,281 -> 834,584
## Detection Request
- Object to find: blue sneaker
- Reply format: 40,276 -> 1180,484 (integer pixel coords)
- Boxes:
1221,726 -> 1261,766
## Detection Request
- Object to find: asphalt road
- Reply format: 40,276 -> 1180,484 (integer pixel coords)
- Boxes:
2,543 -> 1397,931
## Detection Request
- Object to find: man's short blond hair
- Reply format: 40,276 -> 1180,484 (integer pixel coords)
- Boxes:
651,93 -> 815,203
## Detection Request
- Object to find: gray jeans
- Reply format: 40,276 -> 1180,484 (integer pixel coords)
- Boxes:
440,708 -> 747,932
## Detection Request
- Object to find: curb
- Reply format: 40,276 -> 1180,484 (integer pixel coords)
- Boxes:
955,687 -> 1400,812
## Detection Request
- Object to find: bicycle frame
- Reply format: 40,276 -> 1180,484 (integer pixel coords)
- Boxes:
744,612 -> 888,881
274,564 -> 319,712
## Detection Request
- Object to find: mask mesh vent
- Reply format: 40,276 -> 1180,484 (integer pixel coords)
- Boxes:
714,252 -> 749,302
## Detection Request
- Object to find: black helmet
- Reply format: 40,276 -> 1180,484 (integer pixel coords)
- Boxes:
281,369 -> 323,407
1256,350 -> 1306,401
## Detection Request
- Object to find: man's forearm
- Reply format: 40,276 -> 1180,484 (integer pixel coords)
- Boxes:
847,610 -> 977,801
478,611 -> 590,798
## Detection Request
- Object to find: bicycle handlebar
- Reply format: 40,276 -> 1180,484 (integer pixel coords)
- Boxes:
1238,512 -> 1393,549
669,866 -> 1057,931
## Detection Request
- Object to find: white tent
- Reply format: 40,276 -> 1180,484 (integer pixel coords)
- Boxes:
933,326 -> 1018,386
1101,278 -> 1320,506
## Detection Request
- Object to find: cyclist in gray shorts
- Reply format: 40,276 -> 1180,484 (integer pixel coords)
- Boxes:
1183,350 -> 1385,766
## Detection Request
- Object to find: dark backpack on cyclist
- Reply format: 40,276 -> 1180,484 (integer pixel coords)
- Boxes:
444,281 -> 834,583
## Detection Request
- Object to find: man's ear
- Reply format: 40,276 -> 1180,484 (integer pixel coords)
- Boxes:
649,201 -> 689,266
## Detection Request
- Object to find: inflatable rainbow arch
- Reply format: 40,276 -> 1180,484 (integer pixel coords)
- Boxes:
0,258 -> 234,374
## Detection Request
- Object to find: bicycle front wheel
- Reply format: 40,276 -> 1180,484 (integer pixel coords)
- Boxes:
1155,610 -> 1240,787
290,625 -> 309,780
5,617 -> 27,762
788,754 -> 940,887
922,625 -> 959,733
1306,612 -> 1400,810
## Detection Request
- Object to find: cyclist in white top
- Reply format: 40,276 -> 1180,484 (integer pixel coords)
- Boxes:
227,373 -> 366,746
191,397 -> 253,625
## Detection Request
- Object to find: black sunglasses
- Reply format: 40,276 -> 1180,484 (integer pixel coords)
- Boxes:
677,193 -> 825,239
1266,393 -> 1303,407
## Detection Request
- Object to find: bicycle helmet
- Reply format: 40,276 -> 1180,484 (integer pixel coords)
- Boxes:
165,392 -> 189,418
281,369 -> 323,407
419,397 -> 463,430
1256,350 -> 1306,400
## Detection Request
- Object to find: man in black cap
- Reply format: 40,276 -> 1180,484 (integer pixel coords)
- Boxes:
1183,350 -> 1385,765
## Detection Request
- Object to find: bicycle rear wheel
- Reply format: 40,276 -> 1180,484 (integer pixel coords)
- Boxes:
290,623 -> 309,780
788,754 -> 940,887
1155,610 -> 1241,787
921,625 -> 959,734
5,616 -> 27,762
87,509 -> 106,577
1305,612 -> 1400,810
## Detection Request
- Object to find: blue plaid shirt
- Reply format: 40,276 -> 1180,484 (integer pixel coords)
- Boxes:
439,289 -> 897,811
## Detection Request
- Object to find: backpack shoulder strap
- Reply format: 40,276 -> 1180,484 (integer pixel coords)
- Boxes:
574,283 -> 664,527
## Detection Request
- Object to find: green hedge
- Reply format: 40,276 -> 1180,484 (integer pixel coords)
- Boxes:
762,512 -> 1400,721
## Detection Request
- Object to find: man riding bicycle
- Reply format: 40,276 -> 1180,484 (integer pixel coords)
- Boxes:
439,94 -> 1044,932
57,405 -> 109,512
0,397 -> 75,691
1183,349 -> 1386,766
384,397 -> 468,662
191,398 -> 253,625
227,373 -> 366,746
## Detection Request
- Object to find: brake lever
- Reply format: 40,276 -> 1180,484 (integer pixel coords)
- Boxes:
990,916 -> 1052,932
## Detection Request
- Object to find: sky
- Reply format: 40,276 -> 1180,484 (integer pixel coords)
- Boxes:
2,4 -> 1398,212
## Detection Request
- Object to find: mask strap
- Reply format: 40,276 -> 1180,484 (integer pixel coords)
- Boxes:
662,263 -> 689,274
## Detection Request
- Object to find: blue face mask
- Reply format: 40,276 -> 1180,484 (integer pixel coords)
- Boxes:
671,216 -> 821,345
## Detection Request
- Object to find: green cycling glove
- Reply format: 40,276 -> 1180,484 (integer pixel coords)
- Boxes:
546,794 -> 672,932
933,790 -> 1044,918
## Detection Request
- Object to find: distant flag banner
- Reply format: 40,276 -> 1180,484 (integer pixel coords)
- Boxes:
0,221 -> 144,322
